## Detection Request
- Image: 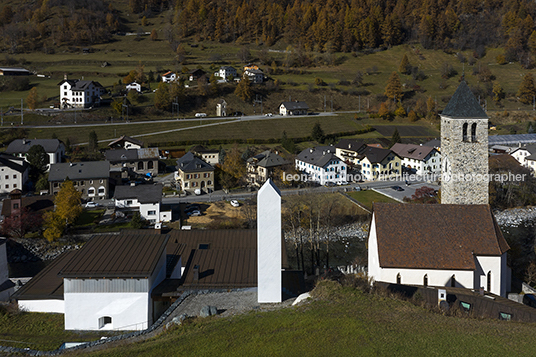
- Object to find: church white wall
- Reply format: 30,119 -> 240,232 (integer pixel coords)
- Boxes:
474,255 -> 508,297
373,267 -> 473,289
64,292 -> 149,330
19,299 -> 64,313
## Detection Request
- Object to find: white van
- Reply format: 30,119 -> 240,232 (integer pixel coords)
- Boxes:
195,113 -> 207,117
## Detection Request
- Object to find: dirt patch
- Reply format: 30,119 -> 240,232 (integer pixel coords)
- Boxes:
373,125 -> 436,137
183,201 -> 256,228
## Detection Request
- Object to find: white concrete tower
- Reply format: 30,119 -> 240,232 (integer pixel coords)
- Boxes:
257,179 -> 282,303
440,81 -> 489,204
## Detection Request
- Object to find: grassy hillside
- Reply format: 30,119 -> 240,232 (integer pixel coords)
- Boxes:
78,281 -> 536,357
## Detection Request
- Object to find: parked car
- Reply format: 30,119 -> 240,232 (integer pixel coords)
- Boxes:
195,113 -> 207,117
187,210 -> 201,216
391,186 -> 404,191
265,113 -> 273,117
354,185 -> 362,191
230,200 -> 240,207
85,201 -> 100,208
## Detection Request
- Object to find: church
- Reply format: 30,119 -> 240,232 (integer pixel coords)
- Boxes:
367,81 -> 511,297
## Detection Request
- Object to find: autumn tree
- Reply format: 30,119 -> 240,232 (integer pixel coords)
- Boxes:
150,29 -> 158,41
398,54 -> 411,75
2,208 -> 42,238
219,144 -> 246,189
26,87 -> 39,110
154,82 -> 171,110
493,82 -> 505,103
389,128 -> 401,148
235,76 -> 253,102
384,72 -> 402,101
43,180 -> 82,242
517,73 -> 536,104
378,102 -> 391,119
88,131 -> 98,153
403,186 -> 438,204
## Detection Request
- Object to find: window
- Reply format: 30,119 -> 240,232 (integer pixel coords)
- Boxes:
13,184 -> 16,188
184,182 -> 189,187
88,188 -> 95,196
148,210 -> 156,215
100,179 -> 104,184
487,271 -> 492,292
499,312 -> 512,321
138,162 -> 144,170
98,187 -> 105,195
423,274 -> 428,287
148,161 -> 154,170
396,273 -> 401,284
186,174 -> 191,179
198,243 -> 210,249
462,122 -> 468,142
13,174 -> 16,179
471,123 -> 477,142
207,180 -> 212,185
194,174 -> 199,179
89,180 -> 93,184
4,175 -> 8,180
4,184 -> 8,189
460,301 -> 471,313
13,203 -> 19,209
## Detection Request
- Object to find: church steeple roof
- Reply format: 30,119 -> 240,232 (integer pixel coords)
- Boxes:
441,81 -> 488,119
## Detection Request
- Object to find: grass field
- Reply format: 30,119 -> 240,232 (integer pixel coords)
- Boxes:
79,281 -> 536,357
347,190 -> 398,210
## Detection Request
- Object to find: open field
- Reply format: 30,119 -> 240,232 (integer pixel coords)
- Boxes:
79,281 -> 536,357
347,190 -> 398,210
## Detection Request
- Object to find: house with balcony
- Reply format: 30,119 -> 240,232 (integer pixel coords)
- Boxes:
295,146 -> 347,185
48,161 -> 110,200
247,150 -> 288,186
175,152 -> 214,194
390,143 -> 441,176
105,148 -> 159,180
114,184 -> 171,224
335,139 -> 367,167
217,66 -> 237,80
357,147 -> 401,181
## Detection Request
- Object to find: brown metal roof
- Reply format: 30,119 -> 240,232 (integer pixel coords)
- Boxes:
373,203 -> 509,270
59,232 -> 169,278
13,251 -> 76,300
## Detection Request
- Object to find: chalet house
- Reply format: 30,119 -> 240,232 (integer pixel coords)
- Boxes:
368,203 -> 511,297
279,101 -> 309,116
114,184 -> 171,224
357,147 -> 401,181
108,135 -> 144,150
48,161 -> 110,200
175,152 -> 214,194
0,239 -> 14,301
244,64 -> 259,71
0,154 -> 29,193
5,138 -> 65,170
161,71 -> 177,83
189,69 -> 206,82
217,66 -> 237,80
295,146 -> 347,185
335,139 -> 367,167
105,148 -> 159,179
191,146 -> 220,166
390,143 -> 441,176
14,229 -> 260,330
247,150 -> 288,186
58,76 -> 105,109
510,144 -> 536,167
243,68 -> 264,83
126,82 -> 142,93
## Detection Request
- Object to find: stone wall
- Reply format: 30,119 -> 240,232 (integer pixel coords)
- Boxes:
440,116 -> 488,205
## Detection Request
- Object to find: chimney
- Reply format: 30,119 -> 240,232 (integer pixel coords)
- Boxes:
64,74 -> 67,80
69,163 -> 74,167
309,148 -> 314,153
193,265 -> 199,281
22,138 -> 26,145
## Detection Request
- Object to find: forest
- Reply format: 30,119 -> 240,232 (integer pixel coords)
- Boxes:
0,0 -> 536,67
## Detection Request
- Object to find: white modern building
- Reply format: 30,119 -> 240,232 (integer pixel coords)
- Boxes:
58,76 -> 105,108
217,66 -> 237,80
0,154 -> 29,193
161,71 -> 177,83
114,184 -> 171,224
295,146 -> 347,185
126,82 -> 142,93
368,203 -> 511,297
390,143 -> 441,176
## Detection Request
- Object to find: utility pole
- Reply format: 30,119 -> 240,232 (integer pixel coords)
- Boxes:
172,98 -> 179,119
122,104 -> 128,122
20,98 -> 23,125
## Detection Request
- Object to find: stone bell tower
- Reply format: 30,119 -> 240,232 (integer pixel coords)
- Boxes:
440,81 -> 488,205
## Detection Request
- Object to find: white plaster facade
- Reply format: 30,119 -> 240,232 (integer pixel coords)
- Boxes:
115,198 -> 170,224
59,79 -> 105,109
295,151 -> 347,185
218,66 -> 237,80
0,158 -> 29,194
510,146 -> 536,167
18,299 -> 64,313
126,82 -> 142,93
257,179 -> 282,303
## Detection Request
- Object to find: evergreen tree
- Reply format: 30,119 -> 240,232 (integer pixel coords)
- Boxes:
517,73 -> 536,104
389,128 -> 401,148
281,131 -> 296,153
311,122 -> 325,143
398,54 -> 410,75
154,82 -> 171,110
235,76 -> 253,102
26,144 -> 47,183
384,72 -> 402,101
88,131 -> 98,152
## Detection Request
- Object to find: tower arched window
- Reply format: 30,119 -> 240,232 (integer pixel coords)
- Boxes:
471,123 -> 477,142
396,273 -> 401,285
487,271 -> 492,292
462,123 -> 468,142
423,274 -> 428,287
451,275 -> 456,287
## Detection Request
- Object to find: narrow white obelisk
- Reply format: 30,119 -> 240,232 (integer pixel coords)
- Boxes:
257,179 -> 282,303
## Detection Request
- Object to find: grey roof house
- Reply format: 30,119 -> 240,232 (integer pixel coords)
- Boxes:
5,138 -> 65,170
105,148 -> 159,180
114,184 -> 171,224
279,101 -> 309,116
48,161 -> 111,200
247,150 -> 288,186
175,152 -> 215,194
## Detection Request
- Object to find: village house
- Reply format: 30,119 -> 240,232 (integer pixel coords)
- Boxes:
295,146 -> 347,185
105,148 -> 160,180
58,76 -> 105,109
217,66 -> 237,80
126,82 -> 142,93
5,138 -> 65,171
0,67 -> 31,76
243,68 -> 264,83
247,150 -> 288,186
108,135 -> 144,150
334,139 -> 367,167
48,161 -> 111,200
1,189 -> 54,220
161,71 -> 177,83
114,184 -> 171,224
191,146 -> 220,166
0,154 -> 29,193
368,203 -> 510,297
357,147 -> 401,181
189,69 -> 206,82
175,152 -> 214,194
279,101 -> 309,116
510,144 -> 536,168
390,143 -> 441,176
